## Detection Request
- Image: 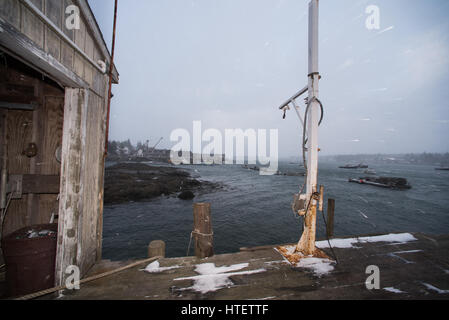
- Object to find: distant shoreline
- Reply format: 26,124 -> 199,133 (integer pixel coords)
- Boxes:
103,162 -> 223,205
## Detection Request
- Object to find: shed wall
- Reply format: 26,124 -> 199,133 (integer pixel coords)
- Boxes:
0,0 -> 114,285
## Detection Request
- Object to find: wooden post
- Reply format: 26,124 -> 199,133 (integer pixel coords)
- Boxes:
148,240 -> 166,258
193,203 -> 213,259
327,199 -> 335,238
55,88 -> 88,287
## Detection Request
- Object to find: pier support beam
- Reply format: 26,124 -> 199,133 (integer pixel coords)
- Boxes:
148,240 -> 166,258
55,88 -> 88,287
193,203 -> 214,259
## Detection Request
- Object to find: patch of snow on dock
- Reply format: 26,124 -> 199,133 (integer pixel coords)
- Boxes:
195,262 -> 249,275
142,261 -> 181,273
276,246 -> 335,277
316,233 -> 417,249
384,287 -> 405,294
174,263 -> 266,294
297,257 -> 335,277
422,283 -> 449,294
249,296 -> 276,300
264,260 -> 284,265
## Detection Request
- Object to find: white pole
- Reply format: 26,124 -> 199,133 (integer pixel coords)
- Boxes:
306,0 -> 319,197
297,0 -> 320,255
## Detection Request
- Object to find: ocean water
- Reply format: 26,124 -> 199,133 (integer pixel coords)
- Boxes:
102,161 -> 449,261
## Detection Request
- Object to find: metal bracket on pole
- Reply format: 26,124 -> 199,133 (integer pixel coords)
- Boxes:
291,100 -> 305,129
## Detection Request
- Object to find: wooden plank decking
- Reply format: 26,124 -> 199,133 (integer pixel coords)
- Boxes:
51,232 -> 449,300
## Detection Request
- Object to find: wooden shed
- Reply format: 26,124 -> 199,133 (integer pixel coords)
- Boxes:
0,0 -> 119,287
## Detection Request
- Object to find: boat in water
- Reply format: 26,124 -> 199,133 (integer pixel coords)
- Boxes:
349,176 -> 411,190
435,167 -> 449,171
364,169 -> 377,175
339,163 -> 369,169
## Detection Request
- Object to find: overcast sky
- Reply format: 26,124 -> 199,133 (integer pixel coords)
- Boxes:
89,0 -> 449,156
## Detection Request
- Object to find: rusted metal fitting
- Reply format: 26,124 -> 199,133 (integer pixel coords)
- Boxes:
22,143 -> 38,158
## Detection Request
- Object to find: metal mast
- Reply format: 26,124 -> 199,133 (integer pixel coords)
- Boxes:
297,0 -> 320,255
278,0 -> 322,256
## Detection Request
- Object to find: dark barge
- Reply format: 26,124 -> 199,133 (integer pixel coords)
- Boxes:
349,177 -> 412,190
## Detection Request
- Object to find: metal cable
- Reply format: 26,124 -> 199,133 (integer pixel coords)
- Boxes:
104,0 -> 119,156
320,208 -> 339,265
187,230 -> 213,256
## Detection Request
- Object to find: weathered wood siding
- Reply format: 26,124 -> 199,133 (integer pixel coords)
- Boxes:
55,87 -> 86,286
55,86 -> 108,283
79,89 -> 108,274
0,0 -> 117,96
0,0 -> 115,284
0,59 -> 64,235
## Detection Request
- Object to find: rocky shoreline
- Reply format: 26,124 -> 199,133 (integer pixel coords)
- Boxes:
104,163 -> 222,205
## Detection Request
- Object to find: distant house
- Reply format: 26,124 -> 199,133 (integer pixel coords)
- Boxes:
137,149 -> 144,157
121,146 -> 129,155
0,0 -> 119,286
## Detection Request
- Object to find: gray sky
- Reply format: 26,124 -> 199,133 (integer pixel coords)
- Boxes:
89,0 -> 449,156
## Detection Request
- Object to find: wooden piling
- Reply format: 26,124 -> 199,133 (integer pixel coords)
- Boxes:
193,203 -> 214,259
148,240 -> 166,258
327,199 -> 335,238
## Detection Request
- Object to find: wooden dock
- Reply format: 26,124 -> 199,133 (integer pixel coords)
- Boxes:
50,232 -> 449,300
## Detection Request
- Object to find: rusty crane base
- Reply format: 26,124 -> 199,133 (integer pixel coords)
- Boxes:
277,245 -> 331,265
